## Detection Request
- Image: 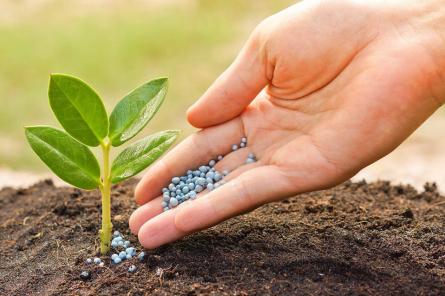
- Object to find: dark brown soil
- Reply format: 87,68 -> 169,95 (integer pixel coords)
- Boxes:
1,179 -> 445,295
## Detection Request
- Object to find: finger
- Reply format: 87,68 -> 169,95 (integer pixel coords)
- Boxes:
175,166 -> 291,233
135,117 -> 244,205
187,29 -> 269,128
137,165 -> 294,249
138,208 -> 185,249
129,196 -> 162,235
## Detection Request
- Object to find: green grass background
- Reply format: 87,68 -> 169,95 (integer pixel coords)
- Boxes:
0,0 -> 293,171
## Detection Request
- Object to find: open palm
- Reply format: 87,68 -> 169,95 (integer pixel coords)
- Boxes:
130,0 -> 445,248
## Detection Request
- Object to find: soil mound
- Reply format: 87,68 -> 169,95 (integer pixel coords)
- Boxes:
0,179 -> 444,295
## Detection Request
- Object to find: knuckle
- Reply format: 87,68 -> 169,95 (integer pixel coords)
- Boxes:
249,15 -> 276,50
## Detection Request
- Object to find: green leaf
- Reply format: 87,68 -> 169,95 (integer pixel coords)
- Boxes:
110,130 -> 179,184
25,126 -> 101,190
108,78 -> 168,147
49,74 -> 108,147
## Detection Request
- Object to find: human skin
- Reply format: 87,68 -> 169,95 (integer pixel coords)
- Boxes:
130,0 -> 445,249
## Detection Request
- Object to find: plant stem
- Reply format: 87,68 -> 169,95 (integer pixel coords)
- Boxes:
99,139 -> 112,255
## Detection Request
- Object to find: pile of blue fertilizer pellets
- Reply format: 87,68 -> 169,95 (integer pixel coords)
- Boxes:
161,136 -> 256,211
109,231 -> 145,267
81,231 -> 145,279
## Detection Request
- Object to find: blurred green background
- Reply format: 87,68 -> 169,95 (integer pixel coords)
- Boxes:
0,0 -> 293,171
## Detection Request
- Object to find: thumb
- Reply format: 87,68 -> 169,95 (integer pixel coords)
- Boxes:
187,29 -> 269,128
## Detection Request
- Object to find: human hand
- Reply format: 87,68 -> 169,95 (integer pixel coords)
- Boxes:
130,0 -> 445,248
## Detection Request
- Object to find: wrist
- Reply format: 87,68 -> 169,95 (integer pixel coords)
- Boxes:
405,0 -> 445,105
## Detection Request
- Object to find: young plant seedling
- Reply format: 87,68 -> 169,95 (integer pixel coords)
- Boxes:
25,74 -> 179,254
